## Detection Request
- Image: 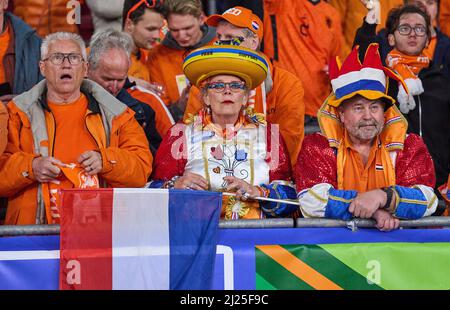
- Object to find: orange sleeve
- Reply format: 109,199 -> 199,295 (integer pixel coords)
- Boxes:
328,6 -> 347,60
0,103 -> 7,155
267,67 -> 305,167
183,86 -> 204,122
440,0 -> 450,37
329,0 -> 352,57
0,102 -> 38,197
128,88 -> 175,137
99,110 -> 153,188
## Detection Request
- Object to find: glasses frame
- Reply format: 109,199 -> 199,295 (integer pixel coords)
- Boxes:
215,36 -> 246,46
126,0 -> 160,21
42,53 -> 84,66
205,81 -> 247,93
396,24 -> 428,37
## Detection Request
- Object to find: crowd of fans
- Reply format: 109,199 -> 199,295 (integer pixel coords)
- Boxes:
0,0 -> 448,230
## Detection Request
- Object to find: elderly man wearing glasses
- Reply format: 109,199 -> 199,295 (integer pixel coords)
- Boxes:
0,32 -> 153,225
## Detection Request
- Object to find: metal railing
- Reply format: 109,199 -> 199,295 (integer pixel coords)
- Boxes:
1,216 -> 450,236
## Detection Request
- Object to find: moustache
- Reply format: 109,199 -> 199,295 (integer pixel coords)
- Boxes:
358,122 -> 380,128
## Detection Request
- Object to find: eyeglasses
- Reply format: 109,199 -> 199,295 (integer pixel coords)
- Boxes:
43,53 -> 84,65
396,24 -> 427,36
215,36 -> 245,46
206,81 -> 247,93
126,0 -> 162,21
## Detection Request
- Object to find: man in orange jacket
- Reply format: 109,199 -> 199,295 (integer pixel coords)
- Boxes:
146,0 -> 216,121
0,32 -> 152,225
122,0 -> 165,83
183,6 -> 305,167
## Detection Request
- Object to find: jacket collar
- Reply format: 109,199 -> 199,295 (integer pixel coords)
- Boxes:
13,79 -> 126,118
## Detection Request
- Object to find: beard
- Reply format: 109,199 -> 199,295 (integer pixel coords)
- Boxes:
349,120 -> 384,141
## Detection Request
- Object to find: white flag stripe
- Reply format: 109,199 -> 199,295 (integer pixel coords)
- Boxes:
0,250 -> 60,261
112,188 -> 170,290
0,246 -> 172,261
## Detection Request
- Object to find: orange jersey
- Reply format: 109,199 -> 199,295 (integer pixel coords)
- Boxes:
146,38 -> 216,106
184,65 -> 305,167
127,85 -> 175,137
263,0 -> 345,117
440,0 -> 450,37
329,0 -> 403,56
0,24 -> 11,84
129,49 -> 151,82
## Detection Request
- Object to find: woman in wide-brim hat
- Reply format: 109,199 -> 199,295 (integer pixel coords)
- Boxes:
149,45 -> 297,220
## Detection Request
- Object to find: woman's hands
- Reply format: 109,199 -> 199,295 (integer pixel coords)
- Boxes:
173,172 -> 209,190
172,174 -> 259,202
224,176 -> 259,201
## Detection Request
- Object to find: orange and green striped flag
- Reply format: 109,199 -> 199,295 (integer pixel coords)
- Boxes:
256,243 -> 450,290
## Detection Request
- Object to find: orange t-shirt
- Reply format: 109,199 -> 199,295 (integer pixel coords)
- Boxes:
0,24 -> 11,84
47,94 -> 99,223
48,94 -> 98,163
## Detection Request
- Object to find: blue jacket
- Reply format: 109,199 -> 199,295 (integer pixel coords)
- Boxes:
6,12 -> 42,94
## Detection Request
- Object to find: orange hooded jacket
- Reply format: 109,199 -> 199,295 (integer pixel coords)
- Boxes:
0,80 -> 153,225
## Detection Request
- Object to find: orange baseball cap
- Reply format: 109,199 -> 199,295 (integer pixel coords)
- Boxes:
206,6 -> 263,41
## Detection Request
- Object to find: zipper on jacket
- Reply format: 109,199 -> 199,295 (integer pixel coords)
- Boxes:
418,95 -> 423,137
49,111 -> 56,157
84,113 -> 102,150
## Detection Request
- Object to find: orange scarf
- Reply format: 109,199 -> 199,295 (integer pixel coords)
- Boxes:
386,49 -> 429,78
318,96 -> 408,191
47,163 -> 100,224
386,49 -> 429,113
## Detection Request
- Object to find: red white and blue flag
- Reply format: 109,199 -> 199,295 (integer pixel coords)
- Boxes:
59,188 -> 221,290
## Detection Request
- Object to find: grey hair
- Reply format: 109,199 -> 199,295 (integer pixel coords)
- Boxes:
217,20 -> 260,49
88,29 -> 134,70
41,32 -> 87,60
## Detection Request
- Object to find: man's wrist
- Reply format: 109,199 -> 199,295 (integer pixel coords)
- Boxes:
381,187 -> 394,210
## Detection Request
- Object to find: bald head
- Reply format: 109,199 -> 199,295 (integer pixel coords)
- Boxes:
88,48 -> 130,97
